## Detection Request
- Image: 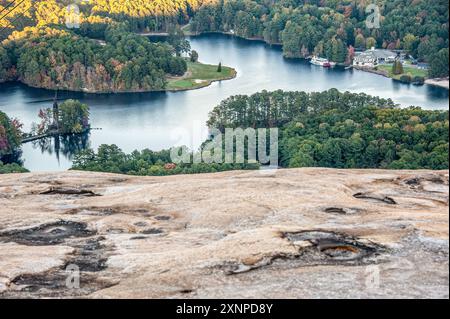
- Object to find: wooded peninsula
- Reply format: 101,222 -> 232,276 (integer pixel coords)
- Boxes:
1,0 -> 448,92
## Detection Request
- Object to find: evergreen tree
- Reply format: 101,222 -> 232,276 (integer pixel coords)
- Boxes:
190,50 -> 199,62
429,48 -> 449,78
392,60 -> 404,75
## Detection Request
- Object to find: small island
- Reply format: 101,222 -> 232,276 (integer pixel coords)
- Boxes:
25,99 -> 90,141
167,61 -> 236,91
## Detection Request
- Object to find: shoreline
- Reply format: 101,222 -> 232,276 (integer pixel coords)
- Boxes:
3,30 -> 448,93
425,78 -> 450,89
353,66 -> 449,90
0,63 -> 237,94
169,27 -> 449,90
166,67 -> 237,92
140,28 -> 282,46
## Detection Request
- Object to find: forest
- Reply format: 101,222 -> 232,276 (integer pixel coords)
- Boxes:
71,144 -> 259,176
0,1 -> 197,91
207,89 -> 449,170
189,0 -> 448,74
1,1 -> 448,77
70,89 -> 448,175
0,23 -> 187,92
0,1 -> 206,33
0,1 -> 448,173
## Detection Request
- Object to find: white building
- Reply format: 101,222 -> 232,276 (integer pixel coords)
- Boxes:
353,47 -> 397,67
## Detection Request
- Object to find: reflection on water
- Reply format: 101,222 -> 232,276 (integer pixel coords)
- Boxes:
23,133 -> 90,171
31,132 -> 90,161
0,33 -> 448,171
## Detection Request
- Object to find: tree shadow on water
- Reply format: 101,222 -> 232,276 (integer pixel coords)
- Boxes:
32,132 -> 91,163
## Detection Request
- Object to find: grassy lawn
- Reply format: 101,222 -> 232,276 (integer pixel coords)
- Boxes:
376,64 -> 428,80
167,61 -> 236,91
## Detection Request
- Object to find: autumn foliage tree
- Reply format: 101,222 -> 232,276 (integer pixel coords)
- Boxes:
0,111 -> 22,160
1,25 -> 187,92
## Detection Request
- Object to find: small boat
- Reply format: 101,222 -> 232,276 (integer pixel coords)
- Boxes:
310,56 -> 332,67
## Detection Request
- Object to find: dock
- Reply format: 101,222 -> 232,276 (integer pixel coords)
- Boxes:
21,133 -> 53,143
21,128 -> 100,144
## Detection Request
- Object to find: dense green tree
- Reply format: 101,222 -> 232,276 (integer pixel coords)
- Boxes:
0,47 -> 11,81
428,48 -> 449,78
403,33 -> 419,56
190,50 -> 199,62
0,161 -> 29,174
0,111 -> 22,161
417,35 -> 447,62
1,25 -> 187,92
2,0 -> 448,69
72,144 -> 259,176
71,89 -> 449,174
207,90 -> 449,170
58,100 -> 90,134
365,37 -> 377,50
35,99 -> 89,134
325,37 -> 347,63
207,89 -> 397,129
281,22 -> 302,57
168,26 -> 191,56
354,34 -> 366,50
399,74 -> 412,83
392,60 -> 404,75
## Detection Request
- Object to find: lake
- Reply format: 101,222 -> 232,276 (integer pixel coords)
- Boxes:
0,33 -> 448,171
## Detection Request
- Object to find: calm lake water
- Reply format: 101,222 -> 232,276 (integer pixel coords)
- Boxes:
0,33 -> 448,171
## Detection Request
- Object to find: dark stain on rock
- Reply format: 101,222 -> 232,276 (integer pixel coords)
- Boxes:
4,271 -> 116,298
324,207 -> 347,214
40,187 -> 100,197
178,289 -> 194,294
0,221 -> 95,246
1,235 -> 117,298
66,206 -> 151,217
63,237 -> 110,272
405,178 -> 420,186
285,230 -> 381,264
154,215 -> 171,221
66,207 -> 118,216
221,230 -> 384,275
324,207 -> 363,215
141,228 -> 163,235
400,174 -> 447,189
353,192 -> 397,205
130,236 -> 148,240
134,221 -> 148,227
